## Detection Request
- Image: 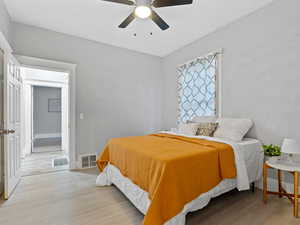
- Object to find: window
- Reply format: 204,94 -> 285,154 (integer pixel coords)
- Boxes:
177,52 -> 221,123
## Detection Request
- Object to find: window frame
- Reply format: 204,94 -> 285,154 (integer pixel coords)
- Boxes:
177,49 -> 223,123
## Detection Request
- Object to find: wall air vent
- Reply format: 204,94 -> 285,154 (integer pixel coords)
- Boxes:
80,154 -> 97,169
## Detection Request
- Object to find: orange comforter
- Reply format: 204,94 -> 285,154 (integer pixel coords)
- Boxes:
97,133 -> 236,225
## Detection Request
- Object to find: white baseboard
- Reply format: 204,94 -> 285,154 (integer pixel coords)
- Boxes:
68,159 -> 77,170
34,133 -> 62,139
75,160 -> 82,169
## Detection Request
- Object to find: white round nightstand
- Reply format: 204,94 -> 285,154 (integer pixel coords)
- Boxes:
263,157 -> 300,218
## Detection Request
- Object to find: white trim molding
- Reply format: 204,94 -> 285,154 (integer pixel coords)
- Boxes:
216,50 -> 223,118
25,79 -> 67,86
34,133 -> 62,139
16,55 -> 78,169
0,32 -> 12,54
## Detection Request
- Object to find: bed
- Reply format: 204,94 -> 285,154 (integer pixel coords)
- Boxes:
96,132 -> 264,225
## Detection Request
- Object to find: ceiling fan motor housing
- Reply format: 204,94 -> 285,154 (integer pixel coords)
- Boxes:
135,0 -> 151,7
114,0 -> 193,30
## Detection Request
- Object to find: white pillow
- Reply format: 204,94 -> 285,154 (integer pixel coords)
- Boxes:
191,116 -> 217,123
178,123 -> 200,136
213,118 -> 253,142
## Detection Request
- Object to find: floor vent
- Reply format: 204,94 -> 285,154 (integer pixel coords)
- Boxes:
53,157 -> 69,168
81,154 -> 97,168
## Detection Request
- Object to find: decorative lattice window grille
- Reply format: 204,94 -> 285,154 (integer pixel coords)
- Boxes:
177,52 -> 221,123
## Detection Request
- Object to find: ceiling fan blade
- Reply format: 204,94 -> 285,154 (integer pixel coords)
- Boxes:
152,0 -> 193,8
102,0 -> 134,5
119,12 -> 136,28
151,10 -> 169,30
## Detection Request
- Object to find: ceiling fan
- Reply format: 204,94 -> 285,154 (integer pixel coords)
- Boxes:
102,0 -> 193,31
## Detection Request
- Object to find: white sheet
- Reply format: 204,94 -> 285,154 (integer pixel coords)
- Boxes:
96,133 -> 264,225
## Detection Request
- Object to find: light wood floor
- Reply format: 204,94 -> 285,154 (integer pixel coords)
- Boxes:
0,169 -> 299,225
21,150 -> 69,176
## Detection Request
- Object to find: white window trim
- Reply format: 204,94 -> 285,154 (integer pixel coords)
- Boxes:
216,50 -> 223,118
177,49 -> 223,121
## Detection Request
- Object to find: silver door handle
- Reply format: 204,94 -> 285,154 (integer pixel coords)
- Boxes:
0,129 -> 15,135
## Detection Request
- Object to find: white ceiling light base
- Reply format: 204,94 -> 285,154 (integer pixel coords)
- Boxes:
135,6 -> 152,19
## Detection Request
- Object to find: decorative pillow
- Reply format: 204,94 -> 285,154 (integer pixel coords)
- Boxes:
213,118 -> 253,142
178,123 -> 200,136
191,116 -> 217,123
196,122 -> 219,136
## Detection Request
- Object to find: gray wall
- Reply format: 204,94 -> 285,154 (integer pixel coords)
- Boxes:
33,86 -> 62,135
8,0 -> 300,187
0,0 -> 11,44
12,23 -> 163,156
162,0 -> 300,146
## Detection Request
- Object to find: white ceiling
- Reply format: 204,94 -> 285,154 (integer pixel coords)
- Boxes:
4,0 -> 274,57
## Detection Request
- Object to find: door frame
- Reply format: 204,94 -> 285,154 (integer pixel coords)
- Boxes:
16,55 -> 77,169
25,80 -> 68,156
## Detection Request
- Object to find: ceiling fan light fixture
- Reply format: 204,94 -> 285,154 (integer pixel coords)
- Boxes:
134,5 -> 152,19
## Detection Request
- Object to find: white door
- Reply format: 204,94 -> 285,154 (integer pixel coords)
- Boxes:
1,54 -> 22,199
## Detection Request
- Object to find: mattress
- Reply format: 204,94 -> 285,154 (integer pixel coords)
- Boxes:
96,133 -> 263,225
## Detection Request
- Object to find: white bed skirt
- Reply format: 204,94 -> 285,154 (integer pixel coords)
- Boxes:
97,164 -> 242,225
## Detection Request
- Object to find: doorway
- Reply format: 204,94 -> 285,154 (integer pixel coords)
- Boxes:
0,34 -> 76,198
21,67 -> 70,176
32,86 -> 62,153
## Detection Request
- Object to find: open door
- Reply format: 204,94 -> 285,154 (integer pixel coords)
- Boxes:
1,53 -> 22,199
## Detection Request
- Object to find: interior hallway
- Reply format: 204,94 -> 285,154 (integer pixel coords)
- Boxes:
21,148 -> 68,176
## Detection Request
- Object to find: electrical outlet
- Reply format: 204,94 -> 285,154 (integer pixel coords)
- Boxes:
80,113 -> 84,120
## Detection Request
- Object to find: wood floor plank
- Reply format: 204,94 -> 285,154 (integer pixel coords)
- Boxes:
0,169 -> 299,225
